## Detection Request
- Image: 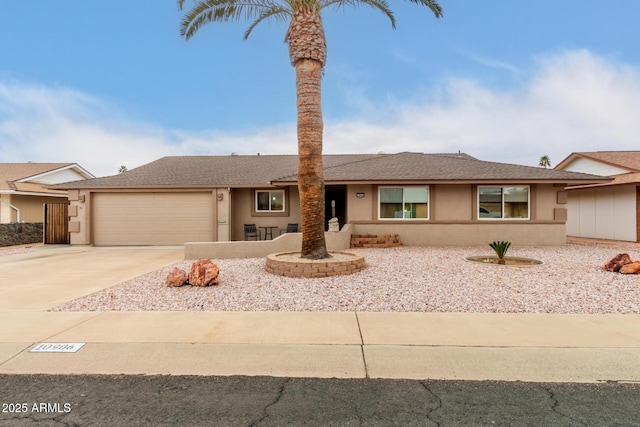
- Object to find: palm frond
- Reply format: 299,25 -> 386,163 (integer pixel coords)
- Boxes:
180,0 -> 441,40
407,0 -> 443,18
320,0 -> 395,28
180,0 -> 288,40
244,6 -> 291,39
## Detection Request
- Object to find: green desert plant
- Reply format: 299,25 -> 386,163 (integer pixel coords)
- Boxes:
489,241 -> 511,264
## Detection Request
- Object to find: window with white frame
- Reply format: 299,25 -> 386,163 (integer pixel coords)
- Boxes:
379,187 -> 429,219
478,186 -> 529,219
256,190 -> 285,212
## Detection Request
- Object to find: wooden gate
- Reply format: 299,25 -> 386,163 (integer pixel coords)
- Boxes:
44,203 -> 70,244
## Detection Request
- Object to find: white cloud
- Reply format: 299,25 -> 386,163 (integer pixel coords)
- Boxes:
459,50 -> 521,73
323,49 -> 640,167
1,49 -> 639,176
0,81 -> 174,176
0,80 -> 300,176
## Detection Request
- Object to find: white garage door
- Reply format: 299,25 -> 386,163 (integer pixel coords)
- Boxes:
93,192 -> 213,245
566,185 -> 637,242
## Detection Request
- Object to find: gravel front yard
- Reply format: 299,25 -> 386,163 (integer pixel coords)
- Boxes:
51,244 -> 640,314
0,245 -> 38,257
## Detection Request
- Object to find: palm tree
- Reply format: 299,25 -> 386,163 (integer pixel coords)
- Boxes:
538,155 -> 551,169
178,0 -> 443,259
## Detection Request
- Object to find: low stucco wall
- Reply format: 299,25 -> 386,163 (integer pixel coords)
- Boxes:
184,222 -> 567,259
184,224 -> 353,259
351,222 -> 567,246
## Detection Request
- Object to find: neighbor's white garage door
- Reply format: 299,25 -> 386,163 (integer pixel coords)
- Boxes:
566,185 -> 637,242
93,192 -> 213,245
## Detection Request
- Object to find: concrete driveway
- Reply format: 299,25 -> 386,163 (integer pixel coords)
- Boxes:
0,246 -> 183,311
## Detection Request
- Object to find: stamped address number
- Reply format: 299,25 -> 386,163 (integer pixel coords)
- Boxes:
29,343 -> 85,353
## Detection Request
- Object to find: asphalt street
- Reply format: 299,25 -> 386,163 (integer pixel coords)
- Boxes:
1,375 -> 639,426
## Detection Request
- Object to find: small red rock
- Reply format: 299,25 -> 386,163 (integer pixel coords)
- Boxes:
619,261 -> 640,275
603,253 -> 632,272
166,267 -> 188,287
188,259 -> 220,286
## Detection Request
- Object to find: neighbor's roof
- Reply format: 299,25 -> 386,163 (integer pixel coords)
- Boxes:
564,172 -> 640,190
52,153 -> 609,189
0,163 -> 76,195
556,151 -> 640,172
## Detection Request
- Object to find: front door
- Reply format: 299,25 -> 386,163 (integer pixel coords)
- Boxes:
325,185 -> 346,231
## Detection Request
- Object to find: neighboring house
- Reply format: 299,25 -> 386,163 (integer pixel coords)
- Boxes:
0,163 -> 94,223
52,152 -> 608,247
555,151 -> 640,242
53,153 -> 609,246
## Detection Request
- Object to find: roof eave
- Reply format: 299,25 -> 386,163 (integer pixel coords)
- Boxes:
0,190 -> 67,197
50,183 -> 280,191
565,180 -> 639,190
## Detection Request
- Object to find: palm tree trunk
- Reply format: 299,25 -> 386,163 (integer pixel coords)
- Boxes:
296,58 -> 328,259
287,8 -> 329,259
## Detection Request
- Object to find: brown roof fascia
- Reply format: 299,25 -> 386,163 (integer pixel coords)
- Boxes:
52,183 -> 281,191
554,153 -> 581,170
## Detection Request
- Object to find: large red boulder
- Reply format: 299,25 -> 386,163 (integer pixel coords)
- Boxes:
166,267 -> 188,287
620,261 -> 640,275
188,259 -> 220,286
602,253 -> 632,272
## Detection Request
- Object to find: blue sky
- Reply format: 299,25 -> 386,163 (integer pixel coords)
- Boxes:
1,1 -> 640,177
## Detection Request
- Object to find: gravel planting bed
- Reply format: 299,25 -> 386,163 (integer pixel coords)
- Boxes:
0,245 -> 37,257
51,244 -> 640,314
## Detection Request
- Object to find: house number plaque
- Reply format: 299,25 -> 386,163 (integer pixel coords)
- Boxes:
30,343 -> 86,353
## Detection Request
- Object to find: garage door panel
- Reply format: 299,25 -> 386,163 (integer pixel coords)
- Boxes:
93,193 -> 214,246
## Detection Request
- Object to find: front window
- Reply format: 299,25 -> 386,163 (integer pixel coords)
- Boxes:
256,190 -> 285,212
478,186 -> 529,219
379,187 -> 429,219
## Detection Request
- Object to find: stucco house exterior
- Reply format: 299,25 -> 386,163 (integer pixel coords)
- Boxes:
0,163 -> 94,223
52,152 -> 608,247
555,151 -> 640,242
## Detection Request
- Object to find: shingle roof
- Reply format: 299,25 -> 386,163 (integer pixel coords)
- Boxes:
53,153 -> 609,189
275,152 -> 610,184
52,155 -> 376,189
0,163 -> 75,194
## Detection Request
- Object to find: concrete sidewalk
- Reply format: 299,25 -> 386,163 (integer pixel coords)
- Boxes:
1,246 -> 639,382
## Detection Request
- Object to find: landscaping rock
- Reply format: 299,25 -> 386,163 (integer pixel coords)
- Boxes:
166,267 -> 188,287
188,259 -> 220,286
619,261 -> 640,275
603,253 -> 632,272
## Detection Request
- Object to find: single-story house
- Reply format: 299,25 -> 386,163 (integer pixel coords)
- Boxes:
0,163 -> 94,223
51,152 -> 609,247
555,151 -> 640,242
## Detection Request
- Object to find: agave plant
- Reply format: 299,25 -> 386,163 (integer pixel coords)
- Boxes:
489,241 -> 511,264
